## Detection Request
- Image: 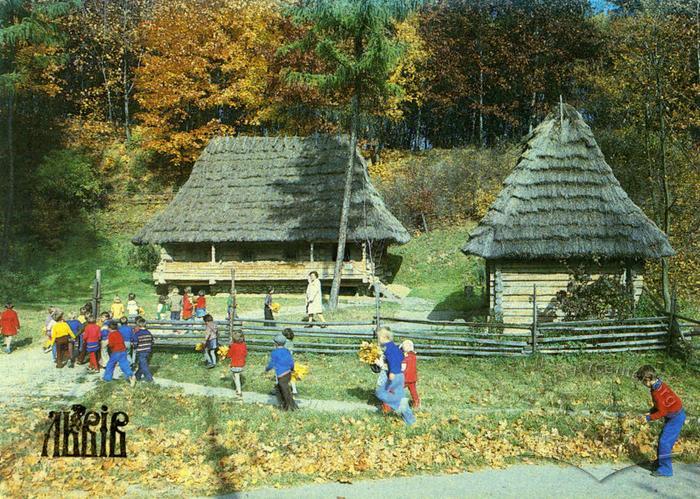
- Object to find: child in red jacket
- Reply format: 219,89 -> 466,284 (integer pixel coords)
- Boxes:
636,365 -> 685,477
82,315 -> 101,372
1,302 -> 20,354
226,332 -> 248,397
401,340 -> 420,409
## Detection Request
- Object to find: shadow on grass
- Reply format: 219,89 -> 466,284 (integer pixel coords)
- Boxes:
12,337 -> 33,350
202,394 -> 241,495
347,386 -> 378,405
427,289 -> 488,322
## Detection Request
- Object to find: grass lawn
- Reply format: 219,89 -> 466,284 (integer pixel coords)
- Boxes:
2,205 -> 700,495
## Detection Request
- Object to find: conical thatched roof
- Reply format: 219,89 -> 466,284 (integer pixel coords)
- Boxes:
463,104 -> 674,260
133,135 -> 410,245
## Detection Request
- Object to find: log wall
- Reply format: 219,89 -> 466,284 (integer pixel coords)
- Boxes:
488,260 -> 644,326
155,242 -> 371,286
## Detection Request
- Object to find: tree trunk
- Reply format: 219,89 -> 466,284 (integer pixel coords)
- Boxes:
123,57 -> 130,141
1,94 -> 14,262
479,64 -> 485,147
329,91 -> 359,310
653,41 -> 672,312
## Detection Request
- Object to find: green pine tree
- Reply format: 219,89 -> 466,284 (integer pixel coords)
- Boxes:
282,0 -> 423,310
0,0 -> 78,262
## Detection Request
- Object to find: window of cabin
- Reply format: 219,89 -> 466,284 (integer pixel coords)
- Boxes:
283,245 -> 298,261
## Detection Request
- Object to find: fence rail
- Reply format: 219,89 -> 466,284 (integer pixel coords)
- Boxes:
132,312 -> 700,358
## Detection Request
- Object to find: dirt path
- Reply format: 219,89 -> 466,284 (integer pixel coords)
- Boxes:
0,343 -> 99,410
231,462 -> 700,499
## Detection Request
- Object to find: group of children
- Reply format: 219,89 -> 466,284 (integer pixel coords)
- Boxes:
43,304 -> 154,385
156,287 -> 209,321
0,292 -> 684,479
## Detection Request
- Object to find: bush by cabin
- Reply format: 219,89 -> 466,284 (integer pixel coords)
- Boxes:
132,135 -> 410,291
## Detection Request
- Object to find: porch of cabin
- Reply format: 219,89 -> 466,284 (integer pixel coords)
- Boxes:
152,241 -> 375,286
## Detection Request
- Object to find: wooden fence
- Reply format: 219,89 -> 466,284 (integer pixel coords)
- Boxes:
138,313 -> 699,358
83,266 -> 697,358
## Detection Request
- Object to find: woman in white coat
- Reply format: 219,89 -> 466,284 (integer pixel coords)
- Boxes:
305,271 -> 326,327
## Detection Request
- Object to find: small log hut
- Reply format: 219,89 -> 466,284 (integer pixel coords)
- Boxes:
462,103 -> 674,325
132,135 -> 410,290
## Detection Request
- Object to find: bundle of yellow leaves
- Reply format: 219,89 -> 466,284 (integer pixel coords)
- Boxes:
194,342 -> 204,352
358,341 -> 380,364
270,302 -> 281,314
217,345 -> 229,357
291,363 -> 309,381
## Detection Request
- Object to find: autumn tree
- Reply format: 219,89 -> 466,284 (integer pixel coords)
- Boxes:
283,0 -> 424,310
580,0 -> 699,309
134,0 -> 284,167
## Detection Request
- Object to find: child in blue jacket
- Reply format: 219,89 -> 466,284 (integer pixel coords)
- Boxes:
265,334 -> 297,411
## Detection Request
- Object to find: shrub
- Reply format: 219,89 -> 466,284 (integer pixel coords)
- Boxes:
127,244 -> 160,272
373,146 -> 517,231
557,266 -> 634,321
31,149 -> 103,247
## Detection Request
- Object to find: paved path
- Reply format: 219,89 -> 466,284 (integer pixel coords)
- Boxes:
227,462 -> 700,499
153,377 -> 377,413
0,342 -> 99,409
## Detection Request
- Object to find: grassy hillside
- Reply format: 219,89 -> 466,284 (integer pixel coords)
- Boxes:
388,224 -> 485,314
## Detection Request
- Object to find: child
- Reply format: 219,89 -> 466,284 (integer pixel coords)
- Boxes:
195,290 -> 207,319
203,314 -> 218,368
169,287 -> 182,320
132,317 -> 154,382
99,312 -> 112,368
182,287 -> 194,320
265,334 -> 297,411
156,295 -> 169,320
375,327 -> 415,425
103,322 -> 136,386
118,316 -> 135,365
66,313 -> 83,368
401,340 -> 420,409
226,332 -> 248,397
44,306 -> 56,356
49,310 -> 76,368
82,315 -> 101,372
111,296 -> 125,320
77,307 -> 88,325
126,293 -> 139,320
264,287 -> 275,326
282,328 -> 297,395
636,365 -> 686,477
1,302 -> 20,354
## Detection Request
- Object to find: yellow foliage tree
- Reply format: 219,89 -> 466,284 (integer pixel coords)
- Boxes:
134,0 -> 283,165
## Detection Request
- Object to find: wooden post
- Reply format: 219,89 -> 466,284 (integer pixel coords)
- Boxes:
230,268 -> 237,332
531,284 -> 538,354
374,278 -> 381,339
211,244 -> 216,263
310,242 -> 314,262
92,269 -> 101,318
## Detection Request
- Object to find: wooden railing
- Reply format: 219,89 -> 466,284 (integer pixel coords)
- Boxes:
134,313 -> 700,358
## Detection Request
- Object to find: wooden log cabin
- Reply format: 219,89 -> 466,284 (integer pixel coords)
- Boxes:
132,135 -> 410,290
462,104 -> 674,325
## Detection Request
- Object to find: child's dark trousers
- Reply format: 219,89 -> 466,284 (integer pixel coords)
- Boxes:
276,372 -> 297,411
657,408 -> 686,476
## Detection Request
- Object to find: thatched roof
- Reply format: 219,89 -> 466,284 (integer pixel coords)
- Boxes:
133,135 -> 410,245
463,104 -> 674,261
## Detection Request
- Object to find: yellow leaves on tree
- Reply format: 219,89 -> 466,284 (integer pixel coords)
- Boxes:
135,0 -> 283,165
382,14 -> 429,121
